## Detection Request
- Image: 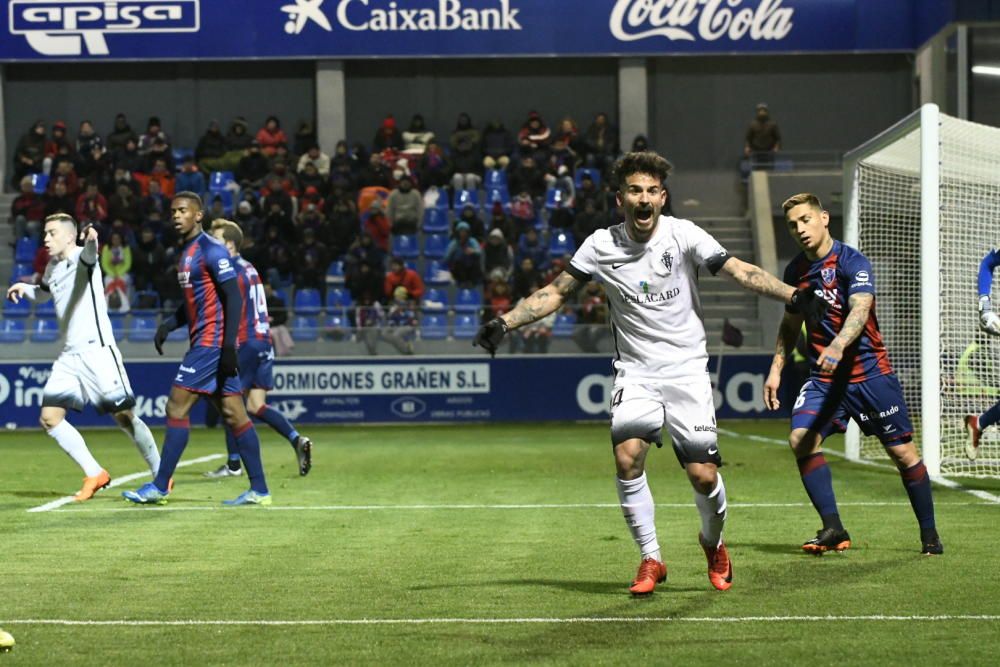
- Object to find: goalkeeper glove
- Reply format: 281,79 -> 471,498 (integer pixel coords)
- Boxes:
979,296 -> 1000,336
474,318 -> 509,358
219,345 -> 239,377
789,287 -> 829,322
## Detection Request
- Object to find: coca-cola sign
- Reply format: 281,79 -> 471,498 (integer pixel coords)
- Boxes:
610,0 -> 794,43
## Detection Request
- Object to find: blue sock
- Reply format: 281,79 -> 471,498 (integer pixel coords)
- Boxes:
797,453 -> 843,530
980,400 -> 1000,430
233,421 -> 268,494
898,459 -> 936,530
153,417 -> 190,492
224,429 -> 241,470
254,404 -> 299,446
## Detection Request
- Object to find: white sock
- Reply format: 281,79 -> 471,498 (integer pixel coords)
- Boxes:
121,415 -> 160,475
616,473 -> 661,561
694,473 -> 728,548
48,420 -> 103,477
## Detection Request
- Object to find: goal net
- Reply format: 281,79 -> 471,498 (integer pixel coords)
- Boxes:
844,104 -> 1000,478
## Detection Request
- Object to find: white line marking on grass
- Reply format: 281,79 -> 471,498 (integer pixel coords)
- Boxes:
2,615 -> 999,626
26,454 -> 225,513
718,427 -> 1000,504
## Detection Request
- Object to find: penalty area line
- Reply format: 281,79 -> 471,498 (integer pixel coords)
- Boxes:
26,454 -> 225,513
2,615 -> 999,626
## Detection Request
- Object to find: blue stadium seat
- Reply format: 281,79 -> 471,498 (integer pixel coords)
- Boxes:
172,148 -> 193,168
419,314 -> 448,340
109,313 -> 126,342
486,187 -> 510,210
167,326 -> 187,342
453,189 -> 480,210
553,312 -> 577,338
453,313 -> 478,339
325,260 -> 345,286
544,187 -> 567,211
323,311 -> 348,335
422,233 -> 449,260
294,288 -> 322,315
208,190 -> 235,216
10,263 -> 32,284
391,234 -> 419,259
574,167 -> 601,188
3,297 -> 31,318
453,288 -> 482,314
34,299 -> 55,315
325,287 -> 354,314
15,237 -> 38,264
423,260 -> 451,287
549,231 -> 576,257
31,173 -> 49,194
131,290 -> 160,315
129,315 -> 159,342
0,319 -> 26,343
209,171 -> 236,190
484,169 -> 508,190
425,187 -> 449,212
422,208 -> 450,233
422,288 -> 448,313
30,316 -> 59,343
291,315 -> 319,341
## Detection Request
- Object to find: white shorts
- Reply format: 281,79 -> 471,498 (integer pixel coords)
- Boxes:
42,345 -> 135,414
609,375 -> 721,467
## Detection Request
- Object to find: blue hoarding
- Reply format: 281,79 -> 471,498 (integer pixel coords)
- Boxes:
0,0 -> 951,62
0,354 -> 786,429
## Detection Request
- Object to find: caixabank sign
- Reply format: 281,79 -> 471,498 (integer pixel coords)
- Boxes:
0,0 -> 953,61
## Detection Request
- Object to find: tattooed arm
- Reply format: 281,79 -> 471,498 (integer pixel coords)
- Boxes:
816,292 -> 873,373
718,257 -> 796,303
502,271 -> 585,330
764,310 -> 805,410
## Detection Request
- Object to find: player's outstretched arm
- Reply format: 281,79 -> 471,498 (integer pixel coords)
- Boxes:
718,257 -> 795,303
977,250 -> 1000,335
764,311 -> 804,411
6,282 -> 37,304
815,292 -> 872,373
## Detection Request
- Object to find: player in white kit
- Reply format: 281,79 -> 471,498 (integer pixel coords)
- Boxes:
474,152 -> 826,595
6,214 -> 162,501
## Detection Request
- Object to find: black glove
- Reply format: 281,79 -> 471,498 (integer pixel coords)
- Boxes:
153,323 -> 171,355
473,318 -> 509,358
76,223 -> 94,247
789,287 -> 829,322
219,345 -> 239,377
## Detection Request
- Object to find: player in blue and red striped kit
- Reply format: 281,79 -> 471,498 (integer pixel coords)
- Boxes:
122,192 -> 271,506
963,248 -> 1000,459
764,193 -> 942,555
206,219 -> 313,477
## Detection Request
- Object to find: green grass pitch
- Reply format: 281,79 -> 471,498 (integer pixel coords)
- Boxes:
1,420 -> 999,665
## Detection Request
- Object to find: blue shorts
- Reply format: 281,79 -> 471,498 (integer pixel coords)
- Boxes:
173,346 -> 242,396
238,340 -> 275,393
791,372 -> 914,446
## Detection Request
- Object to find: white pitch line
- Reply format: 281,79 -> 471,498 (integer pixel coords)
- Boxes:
1,615 -> 998,626
718,427 -> 1000,504
26,454 -> 225,513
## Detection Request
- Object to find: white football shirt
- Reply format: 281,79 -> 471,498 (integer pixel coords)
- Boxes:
568,216 -> 729,383
40,245 -> 114,352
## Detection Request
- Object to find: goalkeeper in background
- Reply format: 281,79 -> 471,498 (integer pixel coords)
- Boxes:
963,249 -> 1000,460
764,193 -> 942,556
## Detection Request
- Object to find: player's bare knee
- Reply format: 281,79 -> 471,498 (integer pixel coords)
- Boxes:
789,429 -> 819,457
112,411 -> 133,428
38,412 -> 62,430
885,441 -> 920,468
686,462 -> 717,493
245,395 -> 264,415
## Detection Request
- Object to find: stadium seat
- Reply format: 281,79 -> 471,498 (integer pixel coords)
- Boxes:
391,234 -> 419,259
14,237 -> 38,264
10,263 -> 32,284
131,290 -> 160,315
419,314 -> 448,340
128,315 -> 158,342
422,288 -> 448,313
422,208 -> 450,233
209,171 -> 236,190
454,288 -> 482,314
486,187 -> 510,210
452,313 -> 478,339
294,288 -> 322,315
424,186 -> 449,212
3,297 -> 31,318
544,187 -> 566,211
291,315 -> 319,341
208,190 -> 235,216
0,319 -> 26,343
484,169 -> 508,190
553,312 -> 577,338
34,299 -> 55,315
422,233 -> 449,260
325,260 -> 345,285
325,287 -> 353,315
323,312 -> 350,341
549,231 -> 576,257
453,189 -> 480,210
31,173 -> 49,194
172,148 -> 193,167
30,316 -> 59,343
109,313 -> 126,342
423,260 -> 451,287
574,167 -> 601,188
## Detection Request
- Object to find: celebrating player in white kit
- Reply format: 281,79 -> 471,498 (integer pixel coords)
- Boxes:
6,214 -> 161,501
474,152 -> 826,595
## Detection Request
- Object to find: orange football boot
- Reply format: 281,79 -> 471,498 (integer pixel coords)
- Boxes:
700,533 -> 733,591
629,557 -> 667,596
74,469 -> 111,502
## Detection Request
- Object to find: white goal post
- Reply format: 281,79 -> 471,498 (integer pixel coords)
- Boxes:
843,103 -> 1000,478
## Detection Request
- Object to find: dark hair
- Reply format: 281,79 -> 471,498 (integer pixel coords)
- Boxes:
613,151 -> 671,190
173,191 -> 203,210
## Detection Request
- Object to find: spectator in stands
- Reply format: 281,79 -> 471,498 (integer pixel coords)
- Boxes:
236,140 -> 270,189
75,182 -> 108,226
512,281 -> 555,354
101,230 -> 132,311
384,256 -> 425,303
46,121 -> 75,166
346,231 -> 386,277
509,190 -> 537,233
297,192 -> 326,239
330,140 -> 358,189
362,198 -> 391,252
132,225 -> 169,294
572,198 -> 608,249
105,113 -> 138,155
234,200 -> 263,243
402,114 -> 435,157
509,155 -> 547,202
176,156 -> 205,196
256,116 -> 288,157
260,224 -> 294,288
489,203 -> 520,247
482,119 -> 515,170
575,172 -> 603,213
583,112 -> 619,171
363,286 -> 418,355
265,284 -> 293,356
555,117 -> 584,155
12,120 -> 47,187
373,115 -> 404,152
137,116 -> 169,155
744,102 -> 782,166
443,221 -> 482,287
418,140 -> 451,189
297,161 -> 327,196
114,137 -> 143,174
326,198 -> 359,259
548,165 -> 576,229
573,280 -> 610,353
107,183 -> 141,228
195,120 -> 227,165
143,137 -> 175,174
297,144 -> 331,179
80,141 -> 111,186
450,112 -> 481,191
11,176 -> 46,243
548,136 -> 579,178
631,135 -> 650,152
140,179 -> 170,221
482,227 -> 514,280
75,120 -> 103,157
358,152 -> 392,189
137,159 -> 175,198
44,180 -> 77,219
346,257 -> 385,309
111,167 -> 141,198
485,277 -> 514,321
517,226 -> 549,270
48,156 -> 81,196
294,227 -> 328,296
386,176 -> 423,235
518,111 -> 552,161
294,121 -> 317,157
